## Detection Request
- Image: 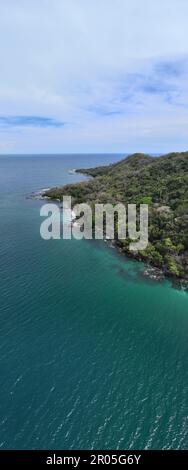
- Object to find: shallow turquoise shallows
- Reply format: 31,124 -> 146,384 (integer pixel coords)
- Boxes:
0,155 -> 187,450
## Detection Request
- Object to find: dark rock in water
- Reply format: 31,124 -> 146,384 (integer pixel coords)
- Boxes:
142,265 -> 165,281
172,278 -> 188,292
30,188 -> 53,200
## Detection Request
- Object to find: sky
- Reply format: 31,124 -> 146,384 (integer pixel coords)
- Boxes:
0,0 -> 188,154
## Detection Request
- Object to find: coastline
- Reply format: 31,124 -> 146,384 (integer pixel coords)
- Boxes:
107,239 -> 188,291
80,161 -> 186,293
37,200 -> 188,293
35,154 -> 188,291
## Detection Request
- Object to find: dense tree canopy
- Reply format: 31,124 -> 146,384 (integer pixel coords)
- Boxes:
44,152 -> 188,280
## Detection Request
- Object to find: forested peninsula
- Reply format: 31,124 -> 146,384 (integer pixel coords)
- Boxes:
43,152 -> 188,286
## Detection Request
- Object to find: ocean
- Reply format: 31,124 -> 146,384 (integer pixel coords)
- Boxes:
0,154 -> 187,450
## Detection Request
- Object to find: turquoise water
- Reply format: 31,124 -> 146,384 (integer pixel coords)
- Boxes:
0,155 -> 187,450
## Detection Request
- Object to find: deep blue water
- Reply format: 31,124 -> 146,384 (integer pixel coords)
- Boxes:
0,154 -> 187,450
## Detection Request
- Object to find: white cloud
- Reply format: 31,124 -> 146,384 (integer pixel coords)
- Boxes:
0,0 -> 188,152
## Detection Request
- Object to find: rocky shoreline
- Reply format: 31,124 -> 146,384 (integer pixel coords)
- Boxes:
33,185 -> 188,291
35,152 -> 188,293
104,238 -> 188,291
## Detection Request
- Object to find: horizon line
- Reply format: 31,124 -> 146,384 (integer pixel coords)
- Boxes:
0,151 -> 172,157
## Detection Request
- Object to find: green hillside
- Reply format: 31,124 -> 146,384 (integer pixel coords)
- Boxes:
44,152 -> 188,282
